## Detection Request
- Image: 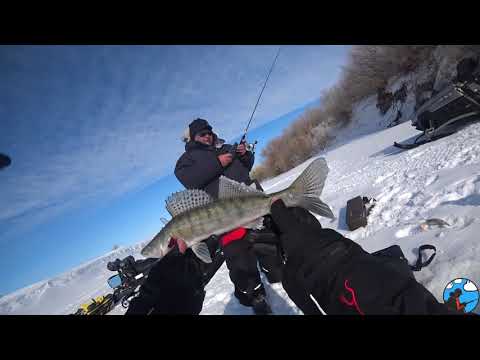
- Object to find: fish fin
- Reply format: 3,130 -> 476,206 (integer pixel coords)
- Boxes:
289,158 -> 329,199
191,242 -> 212,263
165,189 -> 213,217
243,217 -> 265,230
298,197 -> 336,220
218,176 -> 267,200
289,158 -> 335,219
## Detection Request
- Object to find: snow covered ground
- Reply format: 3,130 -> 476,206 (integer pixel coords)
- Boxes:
0,243 -> 145,315
2,96 -> 480,315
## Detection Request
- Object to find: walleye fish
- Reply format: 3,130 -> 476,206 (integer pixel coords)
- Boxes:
141,157 -> 335,263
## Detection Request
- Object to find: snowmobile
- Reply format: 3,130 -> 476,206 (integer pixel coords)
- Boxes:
394,57 -> 480,150
105,256 -> 158,309
73,294 -> 116,315
72,256 -> 158,315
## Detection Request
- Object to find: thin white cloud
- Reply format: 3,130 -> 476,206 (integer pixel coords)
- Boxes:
454,279 -> 463,284
446,283 -> 454,289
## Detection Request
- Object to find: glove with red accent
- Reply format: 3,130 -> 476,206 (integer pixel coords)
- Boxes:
269,199 -> 366,314
270,200 -> 453,315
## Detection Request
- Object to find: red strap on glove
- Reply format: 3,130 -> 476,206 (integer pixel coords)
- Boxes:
220,227 -> 247,247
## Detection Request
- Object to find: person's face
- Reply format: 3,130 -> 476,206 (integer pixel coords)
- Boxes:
194,129 -> 213,145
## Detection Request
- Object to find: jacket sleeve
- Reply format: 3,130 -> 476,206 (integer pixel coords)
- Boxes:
174,151 -> 224,190
270,201 -> 454,315
283,237 -> 454,315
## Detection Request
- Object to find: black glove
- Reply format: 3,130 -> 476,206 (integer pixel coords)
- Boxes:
246,218 -> 282,257
269,200 -> 365,314
172,234 -> 224,284
126,235 -> 225,315
270,200 -> 360,261
270,200 -> 453,315
126,249 -> 216,315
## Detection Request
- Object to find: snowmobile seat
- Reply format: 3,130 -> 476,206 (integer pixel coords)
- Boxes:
394,57 -> 480,150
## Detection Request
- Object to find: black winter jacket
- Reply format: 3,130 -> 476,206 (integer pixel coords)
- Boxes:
174,140 -> 255,198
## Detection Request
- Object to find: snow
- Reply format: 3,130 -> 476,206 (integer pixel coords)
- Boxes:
0,243 -> 146,315
2,95 -> 480,315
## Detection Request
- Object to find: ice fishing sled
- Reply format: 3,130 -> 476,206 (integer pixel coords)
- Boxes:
394,57 -> 480,150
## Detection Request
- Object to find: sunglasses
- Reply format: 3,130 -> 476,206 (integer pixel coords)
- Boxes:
197,131 -> 213,137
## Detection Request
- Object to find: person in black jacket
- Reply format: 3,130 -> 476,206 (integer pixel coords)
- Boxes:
174,118 -> 283,314
268,199 -> 454,315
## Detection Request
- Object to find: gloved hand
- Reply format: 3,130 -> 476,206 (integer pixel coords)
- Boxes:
126,237 -> 224,315
269,200 -> 366,314
270,199 -> 359,260
269,200 -> 454,315
245,217 -> 282,257
125,251 -> 206,315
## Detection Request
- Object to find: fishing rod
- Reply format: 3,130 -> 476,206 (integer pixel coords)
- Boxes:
231,46 -> 282,155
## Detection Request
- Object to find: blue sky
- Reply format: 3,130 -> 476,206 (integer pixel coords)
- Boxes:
0,45 -> 350,295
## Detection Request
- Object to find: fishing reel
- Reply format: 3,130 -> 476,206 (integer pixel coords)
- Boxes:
230,139 -> 258,157
246,140 -> 258,153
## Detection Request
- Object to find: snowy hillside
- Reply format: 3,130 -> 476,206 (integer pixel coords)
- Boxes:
0,243 -> 146,315
2,96 -> 480,315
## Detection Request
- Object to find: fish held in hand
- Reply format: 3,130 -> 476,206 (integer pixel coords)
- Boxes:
141,157 -> 335,262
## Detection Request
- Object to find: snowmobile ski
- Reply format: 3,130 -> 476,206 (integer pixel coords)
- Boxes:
393,131 -> 454,150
